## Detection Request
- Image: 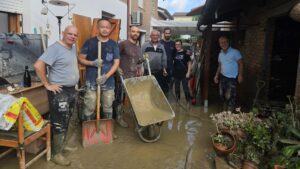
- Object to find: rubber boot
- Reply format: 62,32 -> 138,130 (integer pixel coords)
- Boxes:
185,92 -> 191,103
63,145 -> 78,153
52,154 -> 71,166
52,134 -> 71,166
116,105 -> 128,128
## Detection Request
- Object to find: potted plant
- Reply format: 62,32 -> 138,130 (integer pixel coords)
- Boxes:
242,117 -> 272,169
242,145 -> 261,169
210,109 -> 253,139
211,129 -> 237,155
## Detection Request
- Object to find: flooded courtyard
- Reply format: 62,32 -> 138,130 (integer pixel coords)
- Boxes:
0,96 -> 220,169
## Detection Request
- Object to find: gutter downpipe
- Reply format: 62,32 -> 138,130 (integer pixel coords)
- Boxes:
127,0 -> 131,39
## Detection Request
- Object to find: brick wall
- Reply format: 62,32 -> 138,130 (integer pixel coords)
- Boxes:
237,0 -> 300,108
236,13 -> 268,108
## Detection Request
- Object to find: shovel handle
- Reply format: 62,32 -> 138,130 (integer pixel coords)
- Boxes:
96,41 -> 102,132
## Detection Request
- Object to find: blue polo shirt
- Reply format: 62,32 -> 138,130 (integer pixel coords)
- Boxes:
80,37 -> 120,90
218,47 -> 242,78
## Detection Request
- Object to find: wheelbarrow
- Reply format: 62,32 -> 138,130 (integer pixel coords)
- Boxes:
120,59 -> 175,143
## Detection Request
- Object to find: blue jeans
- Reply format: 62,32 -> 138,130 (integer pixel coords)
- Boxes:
219,74 -> 237,111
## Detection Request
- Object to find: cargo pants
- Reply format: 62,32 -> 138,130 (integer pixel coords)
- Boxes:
82,88 -> 115,119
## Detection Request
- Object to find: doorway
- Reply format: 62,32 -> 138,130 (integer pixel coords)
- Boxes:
269,15 -> 300,101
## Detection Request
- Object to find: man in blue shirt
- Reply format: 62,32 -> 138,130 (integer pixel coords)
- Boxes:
214,36 -> 243,111
78,19 -> 120,120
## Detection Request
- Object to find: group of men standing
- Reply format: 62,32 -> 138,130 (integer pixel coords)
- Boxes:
33,18 -> 195,166
33,18 -> 243,166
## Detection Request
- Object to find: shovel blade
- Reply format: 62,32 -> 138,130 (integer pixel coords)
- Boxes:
82,119 -> 113,147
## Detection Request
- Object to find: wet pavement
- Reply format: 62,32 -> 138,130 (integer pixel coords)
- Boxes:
0,94 -> 220,169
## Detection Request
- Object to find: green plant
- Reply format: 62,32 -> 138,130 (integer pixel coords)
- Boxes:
270,128 -> 300,169
244,145 -> 261,165
244,120 -> 272,153
210,110 -> 254,131
212,132 -> 234,149
242,117 -> 272,166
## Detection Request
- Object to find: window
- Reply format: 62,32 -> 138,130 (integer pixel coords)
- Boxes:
0,12 -> 21,33
138,0 -> 143,8
0,12 -> 8,32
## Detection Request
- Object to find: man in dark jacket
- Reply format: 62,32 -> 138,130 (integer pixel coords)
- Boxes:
160,27 -> 176,92
141,30 -> 168,93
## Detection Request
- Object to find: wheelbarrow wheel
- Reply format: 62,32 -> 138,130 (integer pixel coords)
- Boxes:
137,124 -> 161,143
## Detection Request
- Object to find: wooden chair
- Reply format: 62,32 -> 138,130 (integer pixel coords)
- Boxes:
0,111 -> 51,169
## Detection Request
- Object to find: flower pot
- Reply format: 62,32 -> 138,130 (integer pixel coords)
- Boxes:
274,165 -> 284,169
212,130 -> 237,155
242,160 -> 258,169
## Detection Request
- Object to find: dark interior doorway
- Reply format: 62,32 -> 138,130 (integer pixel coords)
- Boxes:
269,16 -> 300,101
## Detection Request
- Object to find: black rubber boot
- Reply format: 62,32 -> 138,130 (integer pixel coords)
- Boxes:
52,134 -> 71,166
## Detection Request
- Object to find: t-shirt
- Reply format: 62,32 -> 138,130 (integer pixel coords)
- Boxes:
173,50 -> 191,78
39,42 -> 79,87
119,40 -> 142,79
80,37 -> 120,90
160,39 -> 176,70
218,47 -> 242,78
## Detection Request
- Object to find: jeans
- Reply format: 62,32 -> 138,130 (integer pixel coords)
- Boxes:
219,74 -> 237,111
47,86 -> 76,135
174,77 -> 189,101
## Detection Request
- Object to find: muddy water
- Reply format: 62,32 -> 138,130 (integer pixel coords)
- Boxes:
0,99 -> 219,169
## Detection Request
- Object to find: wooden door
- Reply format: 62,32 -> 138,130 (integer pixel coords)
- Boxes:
72,14 -> 92,87
90,18 -> 121,42
73,16 -> 121,87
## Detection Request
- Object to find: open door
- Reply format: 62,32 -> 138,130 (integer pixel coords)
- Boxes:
72,14 -> 92,87
73,16 -> 121,87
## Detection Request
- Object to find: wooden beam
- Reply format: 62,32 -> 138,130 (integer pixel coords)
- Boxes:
202,24 -> 213,107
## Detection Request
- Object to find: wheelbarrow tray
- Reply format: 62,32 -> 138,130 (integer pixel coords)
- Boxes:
123,75 -> 175,127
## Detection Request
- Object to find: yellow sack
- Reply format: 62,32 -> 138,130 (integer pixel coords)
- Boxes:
2,97 -> 45,131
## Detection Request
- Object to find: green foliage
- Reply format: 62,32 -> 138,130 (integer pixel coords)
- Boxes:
212,132 -> 234,149
244,145 -> 261,165
269,107 -> 300,169
170,34 -> 180,40
244,119 -> 272,154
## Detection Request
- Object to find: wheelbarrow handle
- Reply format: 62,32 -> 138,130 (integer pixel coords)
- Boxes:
145,58 -> 152,76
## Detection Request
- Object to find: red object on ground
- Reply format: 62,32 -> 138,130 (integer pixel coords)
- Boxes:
189,77 -> 196,104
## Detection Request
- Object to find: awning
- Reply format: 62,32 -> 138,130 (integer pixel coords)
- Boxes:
151,18 -> 202,36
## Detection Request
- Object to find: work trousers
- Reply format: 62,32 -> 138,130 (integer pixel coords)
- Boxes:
47,86 -> 76,135
219,74 -> 237,111
145,69 -> 169,94
48,86 -> 76,155
83,88 -> 115,119
174,76 -> 189,101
